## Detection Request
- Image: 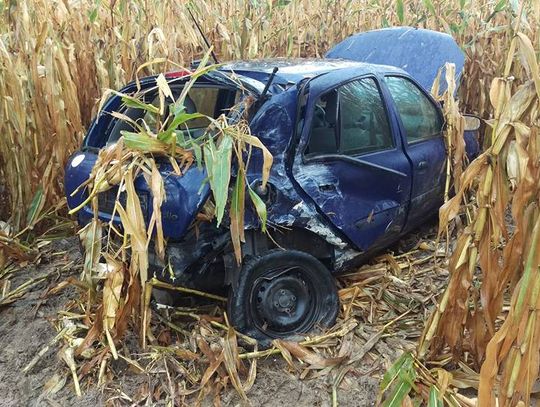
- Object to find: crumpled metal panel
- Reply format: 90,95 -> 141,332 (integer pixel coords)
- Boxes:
245,87 -> 357,270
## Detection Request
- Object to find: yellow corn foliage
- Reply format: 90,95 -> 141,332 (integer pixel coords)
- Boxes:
0,0 -> 537,230
418,8 -> 540,406
1,0 -> 540,403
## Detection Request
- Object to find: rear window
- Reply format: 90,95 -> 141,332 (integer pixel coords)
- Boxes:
107,86 -> 240,145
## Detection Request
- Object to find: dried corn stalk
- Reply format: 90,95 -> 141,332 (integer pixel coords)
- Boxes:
419,23 -> 540,407
0,0 -> 537,237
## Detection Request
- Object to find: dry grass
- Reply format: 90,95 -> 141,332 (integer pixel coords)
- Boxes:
24,230 -> 446,405
419,29 -> 540,406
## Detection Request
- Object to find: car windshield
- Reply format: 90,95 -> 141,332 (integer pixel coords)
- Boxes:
106,85 -> 242,145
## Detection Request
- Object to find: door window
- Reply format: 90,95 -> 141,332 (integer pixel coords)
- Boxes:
306,78 -> 393,156
339,79 -> 393,155
305,89 -> 338,155
385,76 -> 443,143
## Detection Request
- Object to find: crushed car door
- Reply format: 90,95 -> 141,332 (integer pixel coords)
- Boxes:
382,75 -> 446,231
292,71 -> 412,252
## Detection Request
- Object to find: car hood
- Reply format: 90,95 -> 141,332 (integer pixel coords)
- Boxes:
325,27 -> 465,93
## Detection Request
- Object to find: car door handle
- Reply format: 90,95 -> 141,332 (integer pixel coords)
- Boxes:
417,161 -> 428,170
318,183 -> 336,192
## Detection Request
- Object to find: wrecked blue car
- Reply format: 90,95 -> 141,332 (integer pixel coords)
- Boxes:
65,27 -> 479,343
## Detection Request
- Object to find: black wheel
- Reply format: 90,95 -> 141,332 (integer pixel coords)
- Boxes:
228,250 -> 339,345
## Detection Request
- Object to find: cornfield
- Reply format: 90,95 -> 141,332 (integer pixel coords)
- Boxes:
1,0 -> 539,405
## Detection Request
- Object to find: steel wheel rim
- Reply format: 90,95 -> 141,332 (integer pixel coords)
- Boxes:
249,266 -> 320,338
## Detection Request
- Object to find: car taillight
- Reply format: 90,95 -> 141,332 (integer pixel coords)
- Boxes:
165,69 -> 192,79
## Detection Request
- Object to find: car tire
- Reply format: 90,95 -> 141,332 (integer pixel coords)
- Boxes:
228,250 -> 339,346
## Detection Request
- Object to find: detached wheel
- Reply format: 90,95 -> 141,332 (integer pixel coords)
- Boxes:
228,250 -> 339,345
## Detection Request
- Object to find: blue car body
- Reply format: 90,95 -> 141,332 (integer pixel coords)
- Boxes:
65,27 -> 479,291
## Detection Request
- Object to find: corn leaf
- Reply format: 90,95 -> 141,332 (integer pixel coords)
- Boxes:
230,170 -> 246,264
247,185 -> 267,232
121,95 -> 160,114
122,131 -> 168,153
427,386 -> 443,407
396,0 -> 405,23
26,186 -> 44,226
204,135 -> 233,226
159,112 -> 206,144
380,352 -> 414,392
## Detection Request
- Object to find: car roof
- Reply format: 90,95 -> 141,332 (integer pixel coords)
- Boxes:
218,58 -> 405,86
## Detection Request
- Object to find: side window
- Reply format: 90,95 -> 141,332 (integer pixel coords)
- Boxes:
305,89 -> 338,155
385,76 -> 443,143
339,78 -> 393,155
306,78 -> 393,156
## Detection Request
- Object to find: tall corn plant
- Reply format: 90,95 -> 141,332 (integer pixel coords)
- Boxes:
0,0 -> 539,400
418,20 -> 540,407
0,0 -> 534,234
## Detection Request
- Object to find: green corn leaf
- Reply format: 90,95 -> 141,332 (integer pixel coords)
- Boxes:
160,112 -> 207,143
486,0 -> 506,22
247,185 -> 267,232
172,131 -> 185,148
380,352 -> 414,392
494,0 -> 506,12
204,138 -> 215,183
122,131 -> 168,153
383,379 -> 412,407
88,8 -> 98,22
176,49 -> 219,107
422,0 -> 436,15
427,386 -> 443,407
382,357 -> 416,407
190,140 -> 203,168
157,128 -> 176,145
121,95 -> 160,114
396,0 -> 405,24
88,0 -> 101,22
204,135 -> 233,226
26,186 -> 44,226
230,169 -> 246,263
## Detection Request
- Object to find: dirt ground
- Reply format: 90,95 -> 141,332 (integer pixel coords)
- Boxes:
0,223 -> 441,406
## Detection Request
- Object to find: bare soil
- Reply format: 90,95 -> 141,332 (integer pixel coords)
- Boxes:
0,241 -> 101,407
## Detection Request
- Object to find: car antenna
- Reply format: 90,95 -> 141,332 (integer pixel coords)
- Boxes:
260,67 -> 279,100
250,67 -> 279,120
186,6 -> 219,65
